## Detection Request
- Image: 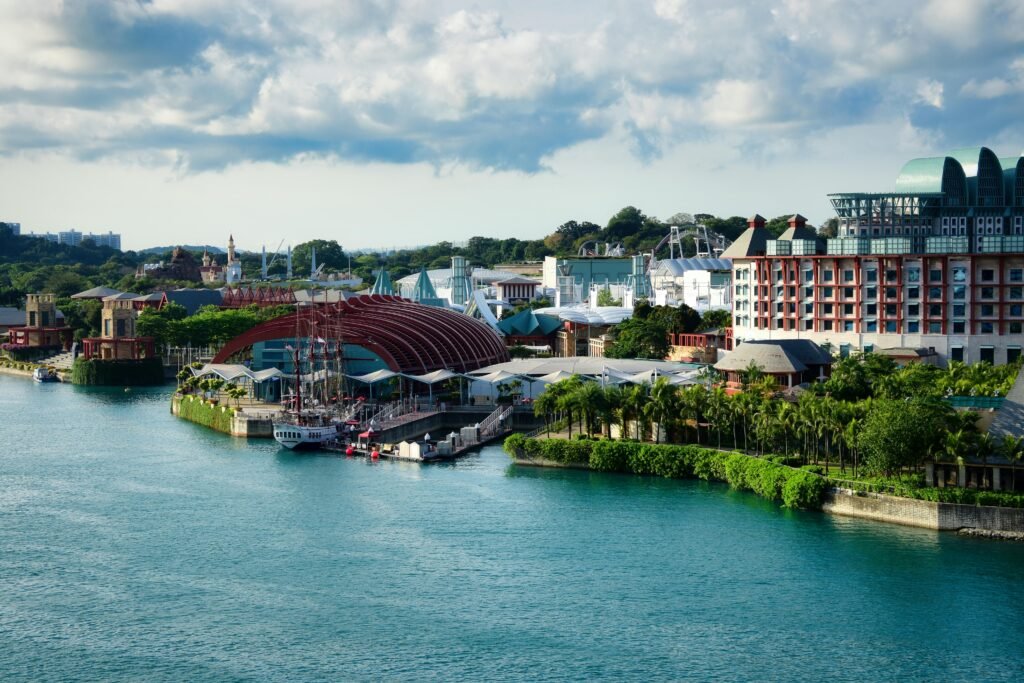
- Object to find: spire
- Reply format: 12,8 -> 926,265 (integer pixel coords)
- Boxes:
202,248 -> 211,267
227,234 -> 236,264
410,266 -> 445,306
369,268 -> 394,296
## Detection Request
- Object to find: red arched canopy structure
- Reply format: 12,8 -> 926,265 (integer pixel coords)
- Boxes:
212,295 -> 509,373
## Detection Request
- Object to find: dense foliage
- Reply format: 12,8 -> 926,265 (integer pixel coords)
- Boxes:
175,395 -> 236,434
136,304 -> 294,348
71,358 -> 164,386
504,435 -> 827,509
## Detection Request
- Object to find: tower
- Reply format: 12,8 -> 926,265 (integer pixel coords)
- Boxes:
227,234 -> 236,264
202,248 -> 211,268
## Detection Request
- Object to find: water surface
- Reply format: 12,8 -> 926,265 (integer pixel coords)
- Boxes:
1,376 -> 1022,681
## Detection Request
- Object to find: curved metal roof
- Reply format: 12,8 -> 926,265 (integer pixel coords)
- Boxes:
894,156 -> 968,206
212,295 -> 509,374
531,306 -> 633,325
950,147 -> 1003,206
1001,156 -> 1024,207
652,257 -> 732,277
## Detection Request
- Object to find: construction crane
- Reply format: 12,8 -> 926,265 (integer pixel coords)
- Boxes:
261,240 -> 286,280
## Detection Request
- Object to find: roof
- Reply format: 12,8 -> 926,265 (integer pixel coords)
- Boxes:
778,224 -> 819,241
531,306 -> 633,325
466,357 -> 701,378
0,307 -> 24,326
653,257 -> 732,277
894,156 -> 968,206
872,347 -> 937,358
369,269 -> 394,296
989,366 -> 1024,442
212,294 -> 508,374
410,266 -> 446,307
162,288 -> 225,315
495,276 -> 541,285
395,266 -> 515,287
720,225 -> 771,259
71,286 -> 121,299
496,309 -> 562,337
293,289 -> 350,304
715,339 -> 832,374
102,292 -> 140,301
132,292 -> 164,302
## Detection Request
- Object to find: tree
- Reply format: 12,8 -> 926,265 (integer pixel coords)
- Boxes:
859,400 -> 944,477
700,309 -> 732,330
605,206 -> 647,241
292,240 -> 346,276
605,316 -> 669,360
1000,435 -> 1024,492
646,378 -> 679,444
596,288 -> 621,307
819,218 -> 839,238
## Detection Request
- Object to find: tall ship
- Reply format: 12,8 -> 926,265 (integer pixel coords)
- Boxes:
273,311 -> 347,450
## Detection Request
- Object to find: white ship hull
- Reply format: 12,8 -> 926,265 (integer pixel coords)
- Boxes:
273,421 -> 341,450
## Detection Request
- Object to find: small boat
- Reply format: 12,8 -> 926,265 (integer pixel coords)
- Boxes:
32,367 -> 59,383
273,416 -> 343,450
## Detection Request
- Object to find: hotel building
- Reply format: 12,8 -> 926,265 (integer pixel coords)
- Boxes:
726,147 -> 1024,365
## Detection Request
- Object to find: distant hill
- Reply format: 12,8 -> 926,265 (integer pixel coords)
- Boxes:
136,245 -> 226,256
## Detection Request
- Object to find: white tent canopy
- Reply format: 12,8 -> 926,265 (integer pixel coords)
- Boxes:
192,364 -> 286,383
403,369 -> 462,385
537,370 -> 577,384
475,369 -> 523,384
347,369 -> 400,384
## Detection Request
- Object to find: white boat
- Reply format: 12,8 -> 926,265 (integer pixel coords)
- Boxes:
273,416 -> 343,450
32,367 -> 59,383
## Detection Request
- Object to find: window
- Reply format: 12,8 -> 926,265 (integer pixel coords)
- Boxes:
930,269 -> 942,283
981,304 -> 994,316
804,303 -> 813,315
953,285 -> 966,300
885,287 -> 897,299
886,304 -> 897,316
788,287 -> 796,298
866,286 -> 877,299
1012,323 -> 1024,334
981,269 -> 995,282
953,321 -> 966,334
1009,347 -> 1022,364
929,287 -> 942,299
866,320 -> 878,332
843,304 -> 854,316
886,269 -> 897,283
907,320 -> 920,333
843,287 -> 854,299
823,270 -> 834,282
908,304 -> 920,317
803,269 -> 813,282
823,286 -> 834,298
843,270 -> 854,282
906,268 -> 920,283
843,321 -> 854,332
1011,304 -> 1023,316
950,346 -> 964,363
1010,287 -> 1023,300
822,303 -> 834,315
866,303 -> 877,316
885,321 -> 898,333
840,343 -> 852,357
953,304 -> 966,317
981,322 -> 994,334
980,346 -> 995,363
907,286 -> 919,299
981,287 -> 995,299
1010,269 -> 1023,283
929,304 -> 943,317
823,320 -> 833,331
804,287 -> 813,298
864,344 -> 874,353
929,322 -> 941,334
866,269 -> 878,283
952,267 -> 967,282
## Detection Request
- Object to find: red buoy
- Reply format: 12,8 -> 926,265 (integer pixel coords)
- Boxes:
370,449 -> 379,459
345,446 -> 354,456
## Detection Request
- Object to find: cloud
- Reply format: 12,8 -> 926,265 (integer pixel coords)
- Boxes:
914,79 -> 944,109
0,0 -> 1021,172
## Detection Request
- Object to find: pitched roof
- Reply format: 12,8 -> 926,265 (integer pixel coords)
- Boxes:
102,292 -> 140,301
410,266 -> 446,307
369,269 -> 394,296
714,339 -> 831,374
71,286 -> 121,299
720,225 -> 771,259
0,306 -> 24,327
496,309 -> 561,337
495,275 -> 540,286
162,288 -> 224,315
778,224 -> 820,241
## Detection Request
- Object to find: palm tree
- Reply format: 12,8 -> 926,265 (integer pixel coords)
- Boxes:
705,388 -> 729,449
776,401 -> 796,458
577,381 -> 606,437
1000,435 -> 1024,492
533,387 -> 559,437
647,378 -> 679,444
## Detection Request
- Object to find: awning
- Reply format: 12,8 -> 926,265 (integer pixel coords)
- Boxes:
347,369 -> 400,384
403,369 -> 462,385
192,364 -> 286,383
474,370 -> 521,384
537,370 -> 577,384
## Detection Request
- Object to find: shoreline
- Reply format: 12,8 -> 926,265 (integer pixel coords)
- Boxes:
510,450 -> 1024,538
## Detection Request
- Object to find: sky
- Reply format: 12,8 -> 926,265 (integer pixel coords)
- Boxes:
1,0 -> 1023,252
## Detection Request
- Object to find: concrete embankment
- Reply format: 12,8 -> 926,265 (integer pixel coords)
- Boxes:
0,365 -> 68,382
171,395 -> 275,438
823,489 -> 1024,534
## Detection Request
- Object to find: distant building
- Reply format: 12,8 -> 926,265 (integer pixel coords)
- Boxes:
2,222 -> 20,236
542,256 -> 635,305
5,294 -> 73,351
23,228 -> 121,250
199,235 -> 242,284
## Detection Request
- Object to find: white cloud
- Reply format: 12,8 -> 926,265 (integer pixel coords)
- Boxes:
914,79 -> 944,109
961,58 -> 1024,99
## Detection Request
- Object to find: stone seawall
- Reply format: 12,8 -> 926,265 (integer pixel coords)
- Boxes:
823,490 -> 1024,532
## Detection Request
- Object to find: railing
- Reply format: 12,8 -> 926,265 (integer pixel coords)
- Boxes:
945,396 -> 1004,410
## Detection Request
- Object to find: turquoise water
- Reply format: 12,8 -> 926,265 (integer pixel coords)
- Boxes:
2,376 -> 1023,681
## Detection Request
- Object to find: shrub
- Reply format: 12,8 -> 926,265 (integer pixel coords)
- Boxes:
176,395 -> 236,434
